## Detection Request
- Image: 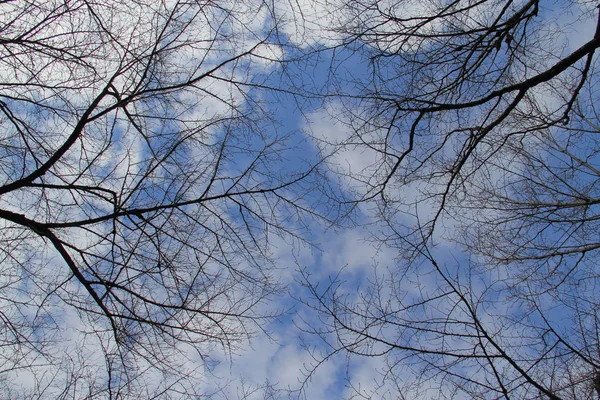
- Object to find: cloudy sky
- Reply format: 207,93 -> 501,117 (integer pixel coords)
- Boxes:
1,0 -> 599,398
203,2 -> 600,398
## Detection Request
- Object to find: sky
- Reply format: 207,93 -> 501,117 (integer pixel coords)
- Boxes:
204,2 -> 600,399
1,0 -> 600,399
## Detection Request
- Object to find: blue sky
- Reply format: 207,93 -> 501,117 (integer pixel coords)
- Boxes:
200,2 -> 600,398
1,0 -> 600,398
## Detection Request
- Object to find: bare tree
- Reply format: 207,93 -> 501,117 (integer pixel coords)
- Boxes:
300,0 -> 600,398
0,0 -> 331,397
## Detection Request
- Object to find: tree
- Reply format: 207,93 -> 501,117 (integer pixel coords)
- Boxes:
300,0 -> 600,398
0,0 -> 329,397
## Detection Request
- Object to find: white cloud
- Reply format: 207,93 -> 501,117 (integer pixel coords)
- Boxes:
274,0 -> 345,47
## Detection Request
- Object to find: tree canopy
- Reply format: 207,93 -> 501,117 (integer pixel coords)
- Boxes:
300,0 -> 600,398
1,0 -> 599,398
